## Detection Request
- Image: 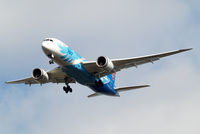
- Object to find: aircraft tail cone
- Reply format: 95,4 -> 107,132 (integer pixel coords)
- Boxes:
115,92 -> 120,97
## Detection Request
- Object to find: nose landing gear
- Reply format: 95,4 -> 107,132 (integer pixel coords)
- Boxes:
49,60 -> 54,64
48,54 -> 54,64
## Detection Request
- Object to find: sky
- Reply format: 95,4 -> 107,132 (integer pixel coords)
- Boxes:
0,0 -> 200,134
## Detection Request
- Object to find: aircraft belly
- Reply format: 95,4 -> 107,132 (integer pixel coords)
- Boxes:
61,64 -> 117,96
61,64 -> 96,85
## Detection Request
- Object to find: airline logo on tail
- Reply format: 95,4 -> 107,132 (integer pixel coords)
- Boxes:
112,73 -> 116,80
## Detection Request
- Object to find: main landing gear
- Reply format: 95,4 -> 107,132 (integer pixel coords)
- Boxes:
63,77 -> 73,94
63,85 -> 72,94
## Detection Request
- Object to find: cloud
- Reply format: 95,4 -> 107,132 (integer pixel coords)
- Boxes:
1,60 -> 199,134
0,0 -> 190,50
0,0 -> 194,72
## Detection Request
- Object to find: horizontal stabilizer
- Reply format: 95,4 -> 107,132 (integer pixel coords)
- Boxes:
88,93 -> 100,98
88,85 -> 150,98
115,85 -> 150,92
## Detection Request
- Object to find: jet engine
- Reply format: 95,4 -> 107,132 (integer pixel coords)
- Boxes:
96,56 -> 114,71
32,68 -> 49,83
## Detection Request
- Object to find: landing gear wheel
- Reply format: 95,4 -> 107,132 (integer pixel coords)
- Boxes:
63,85 -> 72,94
69,87 -> 72,93
63,86 -> 68,93
49,60 -> 54,64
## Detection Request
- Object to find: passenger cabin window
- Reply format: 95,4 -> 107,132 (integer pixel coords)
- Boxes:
44,39 -> 53,42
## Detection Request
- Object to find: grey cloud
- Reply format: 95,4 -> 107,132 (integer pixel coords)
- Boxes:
0,0 -> 195,70
1,61 -> 199,134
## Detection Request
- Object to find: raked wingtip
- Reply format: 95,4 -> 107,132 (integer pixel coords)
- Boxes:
182,48 -> 193,51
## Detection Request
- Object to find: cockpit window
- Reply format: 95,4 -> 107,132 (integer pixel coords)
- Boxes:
44,39 -> 53,42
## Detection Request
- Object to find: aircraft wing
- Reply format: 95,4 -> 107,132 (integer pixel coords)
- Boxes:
83,48 -> 192,77
5,77 -> 38,84
5,67 -> 75,85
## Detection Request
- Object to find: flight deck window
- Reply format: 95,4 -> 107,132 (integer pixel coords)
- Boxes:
44,39 -> 53,42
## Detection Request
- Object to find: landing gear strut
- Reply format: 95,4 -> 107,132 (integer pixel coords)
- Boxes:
63,85 -> 72,93
48,54 -> 54,64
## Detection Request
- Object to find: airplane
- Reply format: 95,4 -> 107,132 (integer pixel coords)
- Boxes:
5,38 -> 192,97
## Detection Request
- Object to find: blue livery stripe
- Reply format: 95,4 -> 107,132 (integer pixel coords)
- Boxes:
64,58 -> 71,62
61,55 -> 67,59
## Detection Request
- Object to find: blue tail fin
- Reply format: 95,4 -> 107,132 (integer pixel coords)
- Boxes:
107,73 -> 116,89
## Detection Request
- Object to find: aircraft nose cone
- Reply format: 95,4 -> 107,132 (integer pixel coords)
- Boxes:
42,41 -> 48,50
42,41 -> 52,55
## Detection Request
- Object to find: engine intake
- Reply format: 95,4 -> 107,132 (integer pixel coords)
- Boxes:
32,68 -> 49,83
96,56 -> 114,71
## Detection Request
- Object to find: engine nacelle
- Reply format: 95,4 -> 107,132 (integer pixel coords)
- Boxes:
96,56 -> 114,71
32,68 -> 49,83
